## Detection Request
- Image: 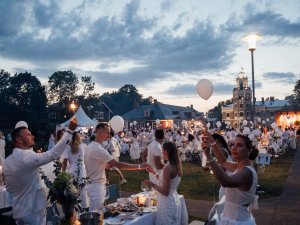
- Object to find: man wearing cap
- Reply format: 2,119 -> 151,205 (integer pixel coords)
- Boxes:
3,117 -> 78,225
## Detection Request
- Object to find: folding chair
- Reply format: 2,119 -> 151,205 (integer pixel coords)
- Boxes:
106,184 -> 120,204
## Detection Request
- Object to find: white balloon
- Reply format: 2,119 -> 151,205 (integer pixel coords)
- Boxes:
15,121 -> 28,129
196,79 -> 214,100
110,116 -> 124,133
133,121 -> 137,125
129,122 -> 133,127
216,121 -> 221,128
243,120 -> 248,126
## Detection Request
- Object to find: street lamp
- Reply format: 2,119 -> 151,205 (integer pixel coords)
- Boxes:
242,33 -> 263,125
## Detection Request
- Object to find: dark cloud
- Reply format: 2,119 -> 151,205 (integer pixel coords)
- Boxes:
262,72 -> 297,84
0,0 -> 298,97
223,4 -> 300,41
0,1 -> 26,37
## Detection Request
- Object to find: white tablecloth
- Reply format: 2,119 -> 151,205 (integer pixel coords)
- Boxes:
0,187 -> 13,209
106,195 -> 188,225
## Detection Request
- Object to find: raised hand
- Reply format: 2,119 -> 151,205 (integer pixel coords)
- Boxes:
68,116 -> 78,131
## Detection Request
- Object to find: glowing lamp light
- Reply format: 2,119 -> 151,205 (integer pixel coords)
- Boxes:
70,101 -> 77,113
242,33 -> 263,51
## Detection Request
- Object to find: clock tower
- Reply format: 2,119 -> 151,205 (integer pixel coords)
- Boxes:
232,69 -> 252,123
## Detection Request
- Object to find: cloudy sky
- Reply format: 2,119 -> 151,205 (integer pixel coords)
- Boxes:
1,0 -> 299,113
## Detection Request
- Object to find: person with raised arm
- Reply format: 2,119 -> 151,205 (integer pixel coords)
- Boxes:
3,117 -> 78,225
202,130 -> 258,225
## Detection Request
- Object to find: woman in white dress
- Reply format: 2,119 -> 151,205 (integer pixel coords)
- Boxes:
202,133 -> 258,225
62,132 -> 89,208
144,141 -> 183,225
47,132 -> 55,151
129,131 -> 141,163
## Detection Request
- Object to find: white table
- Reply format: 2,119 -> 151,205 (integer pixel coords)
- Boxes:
105,195 -> 188,225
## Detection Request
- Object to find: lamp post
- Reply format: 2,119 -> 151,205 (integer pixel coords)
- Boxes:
242,33 -> 263,125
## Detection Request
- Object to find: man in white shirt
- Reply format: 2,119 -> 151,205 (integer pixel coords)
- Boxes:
85,123 -> 150,212
146,129 -> 165,185
3,117 -> 77,225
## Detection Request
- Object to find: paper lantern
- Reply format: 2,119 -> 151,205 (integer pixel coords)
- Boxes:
196,79 -> 214,100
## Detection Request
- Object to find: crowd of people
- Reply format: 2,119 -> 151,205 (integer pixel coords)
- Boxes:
0,118 -> 297,225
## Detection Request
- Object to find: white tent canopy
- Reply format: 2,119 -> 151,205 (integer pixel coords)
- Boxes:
57,105 -> 97,128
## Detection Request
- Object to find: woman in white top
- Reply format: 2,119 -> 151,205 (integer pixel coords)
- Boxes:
62,132 -> 88,208
47,133 -> 55,151
203,133 -> 259,225
0,131 -> 5,163
129,131 -> 141,163
144,141 -> 184,225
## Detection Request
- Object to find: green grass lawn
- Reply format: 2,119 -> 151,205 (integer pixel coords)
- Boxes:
109,148 -> 296,201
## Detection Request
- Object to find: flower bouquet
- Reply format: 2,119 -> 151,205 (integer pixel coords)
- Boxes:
40,159 -> 90,225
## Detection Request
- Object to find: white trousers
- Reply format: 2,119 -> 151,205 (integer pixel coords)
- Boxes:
15,209 -> 46,225
86,182 -> 106,212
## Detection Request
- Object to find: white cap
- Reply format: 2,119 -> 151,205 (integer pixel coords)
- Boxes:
15,121 -> 28,129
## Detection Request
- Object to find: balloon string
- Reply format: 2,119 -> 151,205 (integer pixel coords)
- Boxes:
205,100 -> 208,124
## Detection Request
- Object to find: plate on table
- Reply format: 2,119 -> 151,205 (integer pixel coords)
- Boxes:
105,218 -> 125,225
140,206 -> 156,213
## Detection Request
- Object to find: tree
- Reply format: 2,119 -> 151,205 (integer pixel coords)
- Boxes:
286,79 -> 300,108
6,72 -> 47,112
98,84 -> 145,116
47,71 -> 79,103
0,69 -> 10,95
293,79 -> 300,105
141,96 -> 155,105
80,75 -> 95,98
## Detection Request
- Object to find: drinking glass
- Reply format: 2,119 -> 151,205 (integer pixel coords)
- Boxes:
141,181 -> 149,193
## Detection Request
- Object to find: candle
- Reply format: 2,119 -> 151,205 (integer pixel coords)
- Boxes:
137,194 -> 147,206
74,220 -> 81,225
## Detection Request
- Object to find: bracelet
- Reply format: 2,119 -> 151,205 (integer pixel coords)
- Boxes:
154,173 -> 159,177
207,158 -> 216,164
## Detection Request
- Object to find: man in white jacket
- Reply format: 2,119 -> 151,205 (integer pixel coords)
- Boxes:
3,117 -> 77,225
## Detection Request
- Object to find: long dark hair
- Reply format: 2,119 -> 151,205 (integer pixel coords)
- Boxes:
162,141 -> 182,176
236,134 -> 259,160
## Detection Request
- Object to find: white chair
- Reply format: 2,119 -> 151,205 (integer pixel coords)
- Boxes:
189,221 -> 205,225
